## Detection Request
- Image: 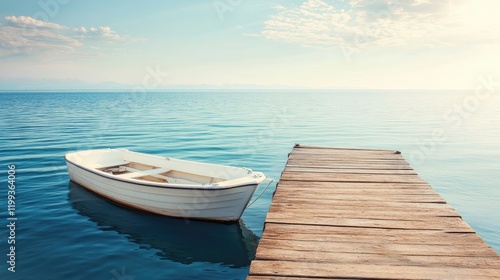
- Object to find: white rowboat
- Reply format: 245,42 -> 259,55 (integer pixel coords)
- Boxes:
65,149 -> 267,223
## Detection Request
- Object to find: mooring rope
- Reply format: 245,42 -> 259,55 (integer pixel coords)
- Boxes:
246,179 -> 274,208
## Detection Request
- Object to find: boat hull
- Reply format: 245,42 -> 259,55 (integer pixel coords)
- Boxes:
66,160 -> 259,223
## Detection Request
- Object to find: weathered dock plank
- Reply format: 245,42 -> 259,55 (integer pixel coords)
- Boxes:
280,171 -> 428,183
261,223 -> 483,245
285,166 -> 418,174
249,260 -> 500,279
247,145 -> 500,279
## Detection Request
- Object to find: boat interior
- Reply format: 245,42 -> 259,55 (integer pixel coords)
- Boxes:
95,161 -> 225,185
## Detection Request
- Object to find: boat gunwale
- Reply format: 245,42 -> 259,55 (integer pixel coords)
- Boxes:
65,156 -> 263,191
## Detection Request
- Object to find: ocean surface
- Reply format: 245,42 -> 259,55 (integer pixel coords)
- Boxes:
0,90 -> 499,280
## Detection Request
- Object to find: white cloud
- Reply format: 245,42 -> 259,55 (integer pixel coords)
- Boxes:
257,0 -> 500,50
5,15 -> 65,30
0,16 -> 79,57
0,16 -> 139,57
74,26 -> 130,41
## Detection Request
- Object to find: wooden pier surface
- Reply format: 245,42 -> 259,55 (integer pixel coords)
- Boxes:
247,145 -> 500,280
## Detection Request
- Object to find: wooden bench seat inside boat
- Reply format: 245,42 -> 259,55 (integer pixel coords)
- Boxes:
94,161 -> 168,182
96,162 -> 159,174
95,161 -> 226,184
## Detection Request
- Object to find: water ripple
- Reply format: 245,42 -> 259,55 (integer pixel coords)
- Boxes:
0,91 -> 499,280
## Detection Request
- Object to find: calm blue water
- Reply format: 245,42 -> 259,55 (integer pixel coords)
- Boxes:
0,90 -> 499,279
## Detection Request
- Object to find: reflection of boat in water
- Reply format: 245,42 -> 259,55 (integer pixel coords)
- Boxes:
68,182 -> 259,268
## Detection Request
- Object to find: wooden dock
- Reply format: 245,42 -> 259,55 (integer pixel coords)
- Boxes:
247,145 -> 500,280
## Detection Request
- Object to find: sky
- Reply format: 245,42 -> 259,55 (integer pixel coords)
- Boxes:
0,0 -> 499,90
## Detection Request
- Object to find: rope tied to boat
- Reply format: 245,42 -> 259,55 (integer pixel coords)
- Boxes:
246,179 -> 274,209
